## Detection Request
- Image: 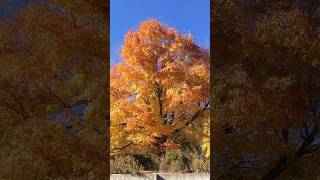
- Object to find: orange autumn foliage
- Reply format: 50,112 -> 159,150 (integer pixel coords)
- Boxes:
111,20 -> 210,155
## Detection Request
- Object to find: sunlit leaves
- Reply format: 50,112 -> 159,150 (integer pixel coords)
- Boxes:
111,20 -> 210,156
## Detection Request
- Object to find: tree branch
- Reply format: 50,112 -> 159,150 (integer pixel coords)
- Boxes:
172,101 -> 209,135
112,142 -> 134,151
70,12 -> 79,28
47,86 -> 67,108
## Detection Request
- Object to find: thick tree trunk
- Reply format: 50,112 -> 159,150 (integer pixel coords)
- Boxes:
153,135 -> 168,157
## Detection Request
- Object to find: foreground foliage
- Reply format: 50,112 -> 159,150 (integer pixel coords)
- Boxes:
110,155 -> 143,175
110,150 -> 209,174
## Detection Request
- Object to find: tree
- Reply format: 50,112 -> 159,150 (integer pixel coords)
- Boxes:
0,0 -> 107,179
110,20 -> 210,157
213,0 -> 320,179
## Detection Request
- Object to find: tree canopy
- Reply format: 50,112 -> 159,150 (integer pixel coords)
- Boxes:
110,20 -> 210,157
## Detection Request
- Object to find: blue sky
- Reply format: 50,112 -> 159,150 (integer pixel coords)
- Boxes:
110,0 -> 210,67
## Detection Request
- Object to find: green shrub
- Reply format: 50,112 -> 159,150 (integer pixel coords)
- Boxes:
110,154 -> 143,175
190,154 -> 210,173
159,150 -> 190,173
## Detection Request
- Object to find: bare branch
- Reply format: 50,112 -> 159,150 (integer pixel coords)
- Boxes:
70,12 -> 79,28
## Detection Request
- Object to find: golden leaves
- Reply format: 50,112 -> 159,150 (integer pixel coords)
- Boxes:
111,19 -> 210,154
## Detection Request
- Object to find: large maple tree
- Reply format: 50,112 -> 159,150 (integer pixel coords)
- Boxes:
110,20 -> 210,157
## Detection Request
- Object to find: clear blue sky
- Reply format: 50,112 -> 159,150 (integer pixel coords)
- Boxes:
110,0 -> 210,67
